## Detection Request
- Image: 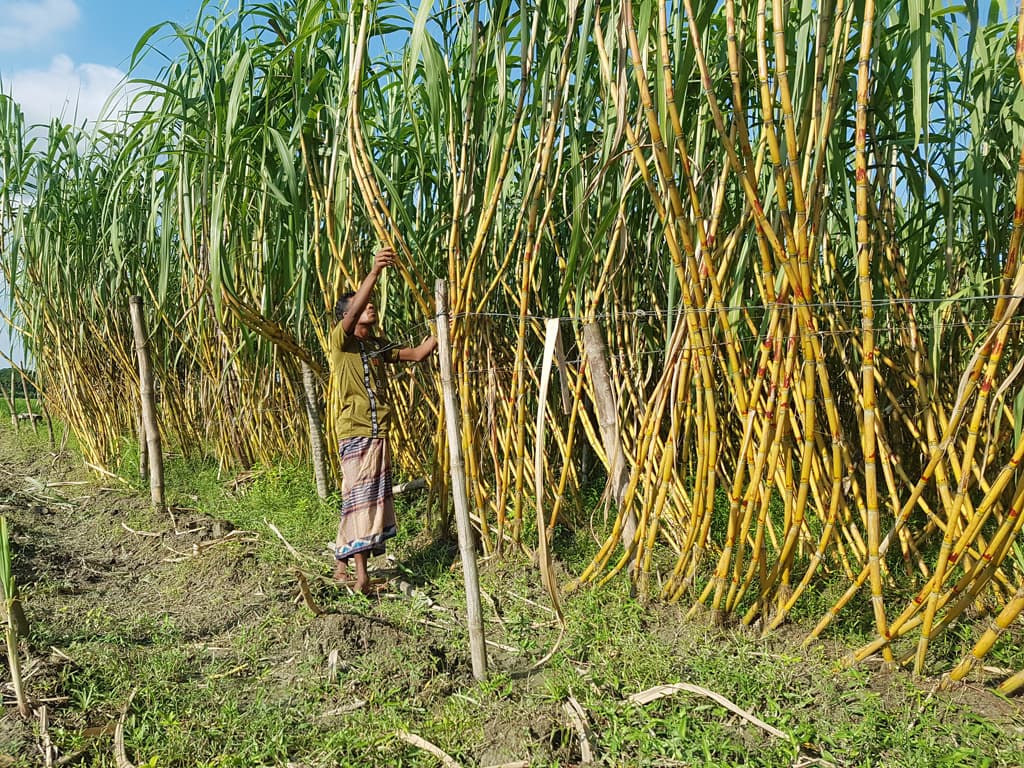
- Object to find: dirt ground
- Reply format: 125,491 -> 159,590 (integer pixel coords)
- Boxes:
1,429 -> 1023,767
0,433 -> 578,767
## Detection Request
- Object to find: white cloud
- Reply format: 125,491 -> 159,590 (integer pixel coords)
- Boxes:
8,54 -> 128,127
0,0 -> 80,51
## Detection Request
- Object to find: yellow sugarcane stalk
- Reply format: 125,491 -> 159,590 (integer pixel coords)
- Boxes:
733,321 -> 801,613
997,667 -> 1024,695
446,2 -> 482,291
798,0 -> 837,186
571,320 -> 688,590
927,503 -> 1024,646
755,0 -> 798,256
681,0 -> 786,266
770,0 -> 810,272
852,496 -> 1024,668
850,0 -> 891,659
346,6 -> 430,319
726,316 -> 794,610
915,323 -> 1017,672
503,6 -> 582,546
849,437 -> 1024,663
665,0 -> 749,416
547,358 -> 588,531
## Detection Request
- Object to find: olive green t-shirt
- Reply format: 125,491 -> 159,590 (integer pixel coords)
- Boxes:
328,322 -> 397,440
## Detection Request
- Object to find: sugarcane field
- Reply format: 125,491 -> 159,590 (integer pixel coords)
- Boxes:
2,0 -> 1024,765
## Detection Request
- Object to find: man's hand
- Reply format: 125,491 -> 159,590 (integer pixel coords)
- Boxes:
371,247 -> 396,276
397,335 -> 438,362
342,247 -> 396,334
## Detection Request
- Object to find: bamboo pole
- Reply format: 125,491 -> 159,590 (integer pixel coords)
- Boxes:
136,403 -> 148,483
129,296 -> 165,513
301,362 -> 330,500
435,279 -> 487,681
582,321 -> 634,560
7,370 -> 16,429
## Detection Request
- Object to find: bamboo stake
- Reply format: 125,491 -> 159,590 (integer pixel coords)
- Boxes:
129,296 -> 165,513
136,403 -> 148,483
436,280 -> 487,681
582,321 -> 633,561
301,362 -> 330,500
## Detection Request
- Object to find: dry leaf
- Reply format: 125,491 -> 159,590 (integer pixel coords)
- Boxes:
629,682 -> 790,741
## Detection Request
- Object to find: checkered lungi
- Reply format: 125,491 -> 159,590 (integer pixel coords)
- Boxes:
334,436 -> 397,560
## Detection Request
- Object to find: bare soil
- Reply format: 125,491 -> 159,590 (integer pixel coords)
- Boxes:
1,430 -> 1023,767
0,434 -> 575,767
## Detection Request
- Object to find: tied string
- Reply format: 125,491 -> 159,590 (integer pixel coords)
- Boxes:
355,298 -> 1024,376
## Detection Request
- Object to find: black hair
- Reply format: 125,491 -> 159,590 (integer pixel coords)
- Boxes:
334,291 -> 356,322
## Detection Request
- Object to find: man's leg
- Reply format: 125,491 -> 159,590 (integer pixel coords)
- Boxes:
352,551 -> 370,594
333,557 -> 351,582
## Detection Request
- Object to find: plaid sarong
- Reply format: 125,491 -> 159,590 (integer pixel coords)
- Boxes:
334,436 -> 397,560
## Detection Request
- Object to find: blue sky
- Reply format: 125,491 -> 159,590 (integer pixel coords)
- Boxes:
0,0 -> 203,128
1,1 -> 209,364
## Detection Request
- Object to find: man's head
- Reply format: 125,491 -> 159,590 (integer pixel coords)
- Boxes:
334,292 -> 356,321
334,292 -> 378,327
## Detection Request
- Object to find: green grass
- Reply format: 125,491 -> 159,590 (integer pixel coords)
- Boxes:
2,424 -> 1023,767
0,396 -> 40,421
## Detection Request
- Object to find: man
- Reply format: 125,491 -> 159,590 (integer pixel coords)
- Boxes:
329,246 -> 437,594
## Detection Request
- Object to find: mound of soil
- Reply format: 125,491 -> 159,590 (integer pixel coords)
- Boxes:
0,434 -> 576,767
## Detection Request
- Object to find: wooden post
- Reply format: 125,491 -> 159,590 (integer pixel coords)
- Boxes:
136,404 -> 149,483
301,361 -> 330,500
7,371 -> 16,429
129,296 -> 165,512
582,321 -> 635,566
435,279 -> 487,681
18,371 -> 37,434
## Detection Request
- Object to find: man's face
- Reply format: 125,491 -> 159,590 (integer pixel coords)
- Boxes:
355,301 -> 377,327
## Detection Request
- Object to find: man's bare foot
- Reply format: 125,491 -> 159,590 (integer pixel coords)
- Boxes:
351,551 -> 371,594
333,560 -> 354,584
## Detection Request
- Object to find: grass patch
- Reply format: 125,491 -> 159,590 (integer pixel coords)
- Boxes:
0,397 -> 38,419
0,426 -> 1022,766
